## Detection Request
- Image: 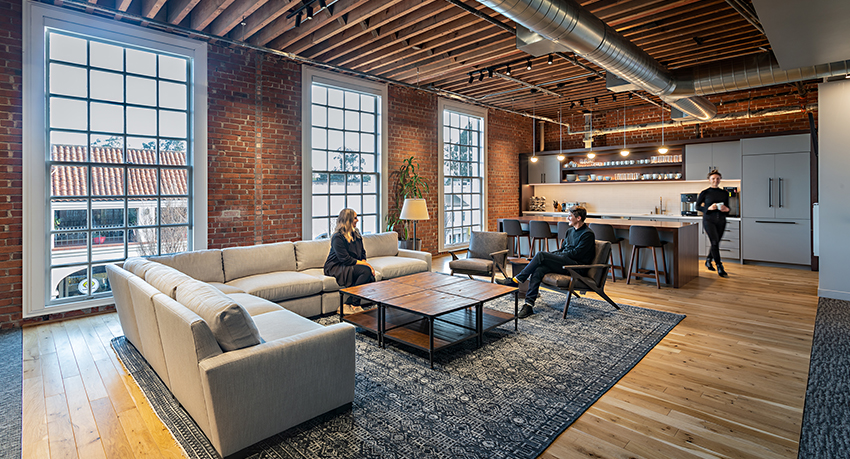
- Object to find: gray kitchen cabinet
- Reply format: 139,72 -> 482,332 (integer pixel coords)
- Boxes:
740,134 -> 811,265
527,155 -> 561,184
742,218 -> 810,265
742,152 -> 810,220
706,220 -> 740,261
685,141 -> 741,180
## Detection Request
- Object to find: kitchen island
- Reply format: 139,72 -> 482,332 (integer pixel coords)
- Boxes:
497,216 -> 699,288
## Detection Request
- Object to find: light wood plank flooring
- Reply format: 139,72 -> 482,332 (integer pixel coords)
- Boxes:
21,258 -> 819,458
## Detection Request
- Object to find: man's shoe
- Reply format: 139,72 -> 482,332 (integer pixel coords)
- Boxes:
705,259 -> 715,271
517,303 -> 534,319
498,277 -> 520,287
717,265 -> 728,277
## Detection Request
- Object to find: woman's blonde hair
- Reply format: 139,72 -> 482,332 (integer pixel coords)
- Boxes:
333,208 -> 360,236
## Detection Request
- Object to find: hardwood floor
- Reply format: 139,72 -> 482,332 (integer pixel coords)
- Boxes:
21,258 -> 819,458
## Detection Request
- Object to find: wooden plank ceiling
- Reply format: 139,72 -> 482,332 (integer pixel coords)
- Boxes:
102,0 -> 770,121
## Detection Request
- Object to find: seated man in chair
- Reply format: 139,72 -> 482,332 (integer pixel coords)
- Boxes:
498,206 -> 595,318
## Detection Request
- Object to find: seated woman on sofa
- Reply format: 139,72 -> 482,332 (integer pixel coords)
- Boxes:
324,208 -> 376,314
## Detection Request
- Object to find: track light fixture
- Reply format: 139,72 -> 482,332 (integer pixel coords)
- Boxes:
488,68 -> 494,78
526,59 -> 532,70
306,6 -> 313,19
628,93 -> 633,100
580,100 -> 584,107
479,71 -> 484,82
548,54 -> 553,65
612,94 -> 617,102
505,65 -> 511,76
468,73 -> 473,84
570,102 -> 575,109
294,13 -> 302,27
593,97 -> 598,104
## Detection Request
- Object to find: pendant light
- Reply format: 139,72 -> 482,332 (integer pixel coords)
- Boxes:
530,104 -> 538,162
658,103 -> 669,154
587,110 -> 595,159
556,101 -> 565,161
619,101 -> 630,157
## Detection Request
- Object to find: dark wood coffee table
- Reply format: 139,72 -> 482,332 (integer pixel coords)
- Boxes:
339,273 -> 518,368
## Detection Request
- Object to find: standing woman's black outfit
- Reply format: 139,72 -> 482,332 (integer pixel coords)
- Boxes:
697,187 -> 730,275
324,231 -> 375,306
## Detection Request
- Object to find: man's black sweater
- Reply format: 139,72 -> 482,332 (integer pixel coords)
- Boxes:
555,224 -> 596,265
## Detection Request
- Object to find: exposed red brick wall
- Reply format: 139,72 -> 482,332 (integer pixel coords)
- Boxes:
387,86 -> 439,253
541,84 -> 818,151
488,109 -> 532,231
0,0 -> 23,329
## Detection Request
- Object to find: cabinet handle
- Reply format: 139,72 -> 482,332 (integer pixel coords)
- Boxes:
768,178 -> 773,208
778,177 -> 783,208
755,220 -> 796,224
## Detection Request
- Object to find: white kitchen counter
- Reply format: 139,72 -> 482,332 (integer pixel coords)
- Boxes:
523,211 -> 741,222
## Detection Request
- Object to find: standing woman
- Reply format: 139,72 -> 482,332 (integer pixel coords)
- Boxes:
324,208 -> 376,314
697,169 -> 730,277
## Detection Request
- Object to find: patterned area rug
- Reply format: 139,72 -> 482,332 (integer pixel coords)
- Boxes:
799,297 -> 850,459
0,328 -> 22,459
112,290 -> 684,459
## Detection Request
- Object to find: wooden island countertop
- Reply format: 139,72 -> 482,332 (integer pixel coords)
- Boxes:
497,216 -> 700,288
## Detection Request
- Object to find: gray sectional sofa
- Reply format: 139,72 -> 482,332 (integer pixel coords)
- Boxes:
106,232 -> 431,456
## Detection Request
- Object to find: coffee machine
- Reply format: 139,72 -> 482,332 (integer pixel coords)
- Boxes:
725,186 -> 740,217
681,193 -> 698,216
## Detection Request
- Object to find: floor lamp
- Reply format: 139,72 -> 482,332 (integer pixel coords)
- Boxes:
400,198 -> 429,250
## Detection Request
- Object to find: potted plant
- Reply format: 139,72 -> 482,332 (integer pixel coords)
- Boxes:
385,156 -> 430,250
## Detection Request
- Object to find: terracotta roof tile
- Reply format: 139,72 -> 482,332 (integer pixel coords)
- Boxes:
51,145 -> 188,197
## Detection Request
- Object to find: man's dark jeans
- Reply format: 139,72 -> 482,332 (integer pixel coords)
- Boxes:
515,251 -> 580,304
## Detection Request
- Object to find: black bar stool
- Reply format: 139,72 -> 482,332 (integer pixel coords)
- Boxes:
503,219 -> 530,258
589,223 -> 625,282
626,225 -> 669,289
529,220 -> 557,257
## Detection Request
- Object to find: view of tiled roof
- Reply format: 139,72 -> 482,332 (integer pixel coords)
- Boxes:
51,145 -> 188,197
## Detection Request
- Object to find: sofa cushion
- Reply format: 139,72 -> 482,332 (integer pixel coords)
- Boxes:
226,293 -> 284,317
448,258 -> 494,272
123,257 -> 159,278
144,263 -> 195,299
176,280 -> 262,352
368,256 -> 428,280
362,232 -> 398,258
225,271 -> 323,303
301,268 -> 341,292
250,309 -> 322,342
207,283 -> 245,295
222,242 -> 296,282
294,239 -> 331,271
150,249 -> 225,283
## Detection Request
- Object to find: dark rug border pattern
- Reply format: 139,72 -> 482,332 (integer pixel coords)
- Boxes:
112,291 -> 685,459
0,328 -> 23,459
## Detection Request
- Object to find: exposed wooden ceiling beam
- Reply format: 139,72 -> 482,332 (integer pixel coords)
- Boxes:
190,0 -> 238,31
141,0 -> 166,18
254,0 -> 367,47
167,0 -> 201,24
209,0 -> 272,36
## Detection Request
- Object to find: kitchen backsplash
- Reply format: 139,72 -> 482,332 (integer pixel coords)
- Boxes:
532,180 -> 741,215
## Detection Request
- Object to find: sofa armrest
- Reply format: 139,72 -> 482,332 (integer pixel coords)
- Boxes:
398,248 -> 432,271
197,322 -> 355,456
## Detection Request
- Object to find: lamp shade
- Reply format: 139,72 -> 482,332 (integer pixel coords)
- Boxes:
400,198 -> 429,220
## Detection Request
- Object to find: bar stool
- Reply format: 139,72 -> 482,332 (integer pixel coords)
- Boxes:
503,219 -> 530,258
529,220 -> 557,257
556,221 -> 570,250
589,223 -> 626,282
626,225 -> 669,289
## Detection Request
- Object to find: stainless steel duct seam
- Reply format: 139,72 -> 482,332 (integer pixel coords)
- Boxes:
474,0 -> 718,120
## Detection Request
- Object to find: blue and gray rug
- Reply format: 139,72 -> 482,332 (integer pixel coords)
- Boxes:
112,290 -> 685,459
0,328 -> 22,459
799,297 -> 850,459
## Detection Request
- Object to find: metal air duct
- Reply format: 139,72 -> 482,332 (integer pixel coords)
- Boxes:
475,0 -> 849,121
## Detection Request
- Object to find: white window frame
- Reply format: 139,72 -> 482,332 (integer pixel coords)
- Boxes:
438,98 -> 488,253
23,2 -> 208,318
301,66 -> 388,239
